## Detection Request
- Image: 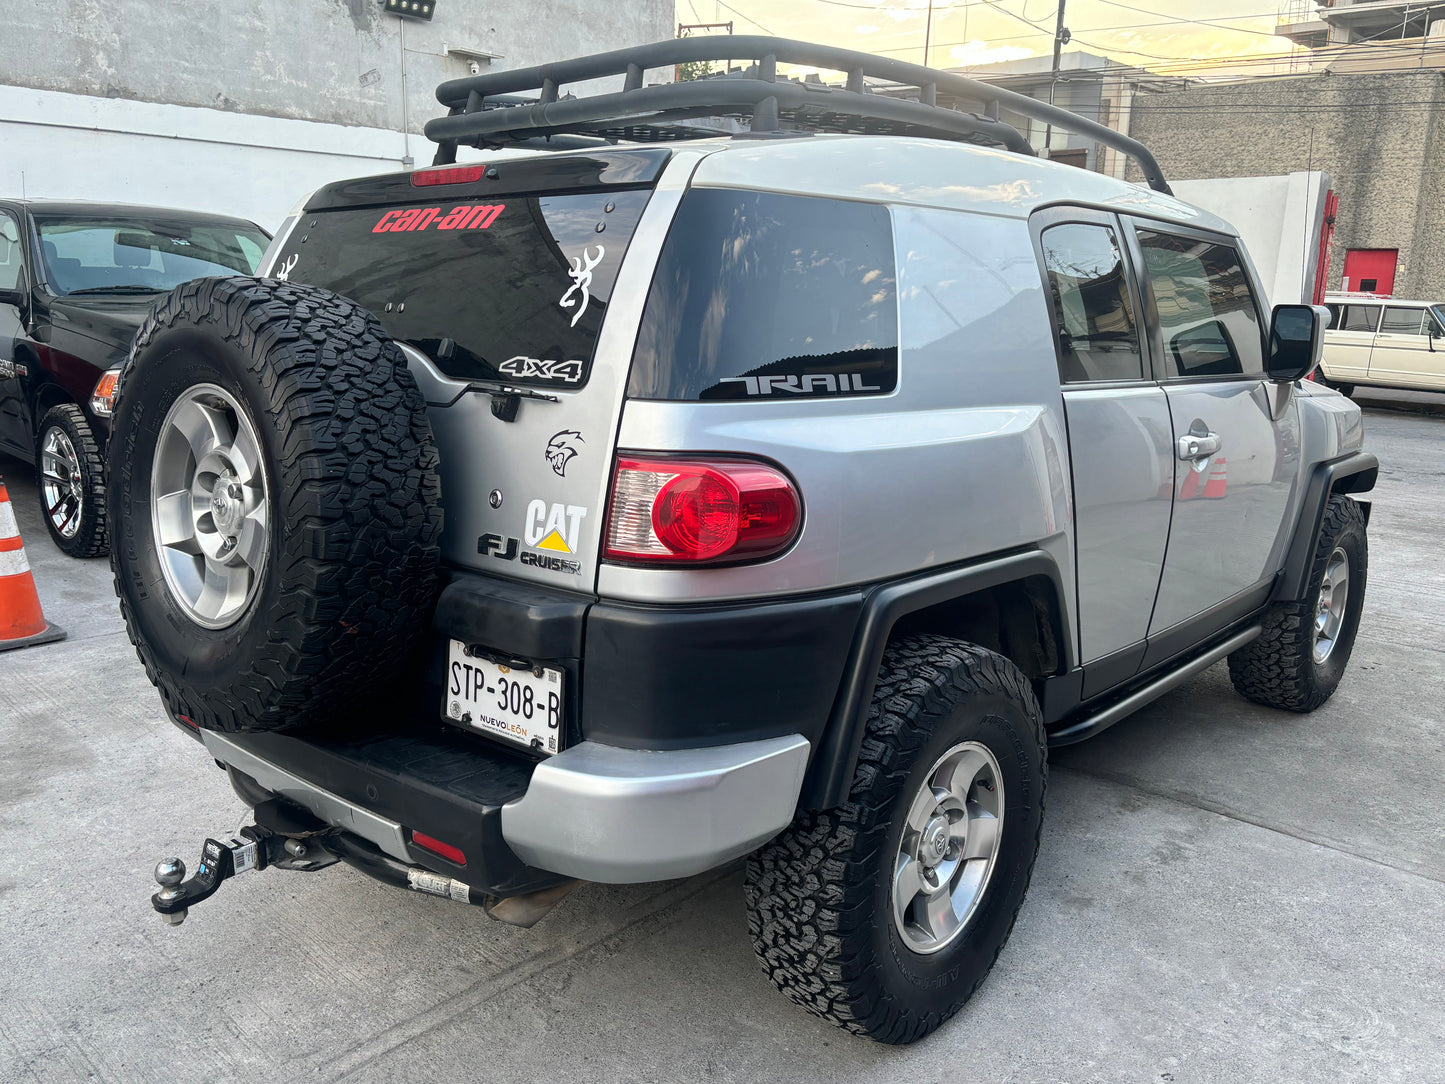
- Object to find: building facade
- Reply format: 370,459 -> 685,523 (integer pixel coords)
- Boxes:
0,0 -> 672,228
1125,70 -> 1445,301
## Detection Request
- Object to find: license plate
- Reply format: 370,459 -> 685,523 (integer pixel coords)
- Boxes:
444,639 -> 564,755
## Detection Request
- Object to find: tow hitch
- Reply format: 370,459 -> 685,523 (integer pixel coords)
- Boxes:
151,814 -> 339,925
151,798 -> 579,928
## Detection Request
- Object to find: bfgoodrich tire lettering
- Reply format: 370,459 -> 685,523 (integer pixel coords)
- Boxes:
1227,495 -> 1367,712
744,635 -> 1047,1044
108,277 -> 443,733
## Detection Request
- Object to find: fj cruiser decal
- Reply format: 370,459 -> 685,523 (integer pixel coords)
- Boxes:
545,431 -> 583,477
498,356 -> 584,384
559,244 -> 604,327
477,533 -> 518,560
525,500 -> 586,554
371,204 -> 505,233
719,373 -> 883,396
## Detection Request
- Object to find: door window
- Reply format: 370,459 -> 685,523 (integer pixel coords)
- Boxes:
1136,230 -> 1263,378
1341,305 -> 1381,333
0,213 -> 22,292
1039,222 -> 1144,383
1380,307 -> 1426,335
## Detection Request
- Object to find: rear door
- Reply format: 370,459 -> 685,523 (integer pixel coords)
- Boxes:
266,150 -> 685,592
1033,207 -> 1171,677
1322,301 -> 1380,383
1127,221 -> 1299,637
1368,305 -> 1445,391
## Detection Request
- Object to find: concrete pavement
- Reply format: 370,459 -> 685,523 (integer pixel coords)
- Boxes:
1,401 -> 1441,1083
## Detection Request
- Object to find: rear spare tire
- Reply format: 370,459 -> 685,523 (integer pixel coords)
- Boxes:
108,277 -> 442,733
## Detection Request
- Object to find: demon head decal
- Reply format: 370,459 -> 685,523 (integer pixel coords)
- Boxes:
545,430 -> 583,477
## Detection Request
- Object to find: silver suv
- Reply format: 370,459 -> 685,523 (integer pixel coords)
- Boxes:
111,39 -> 1377,1044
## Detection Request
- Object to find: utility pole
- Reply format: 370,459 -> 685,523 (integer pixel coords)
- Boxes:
1043,0 -> 1067,154
924,0 -> 934,67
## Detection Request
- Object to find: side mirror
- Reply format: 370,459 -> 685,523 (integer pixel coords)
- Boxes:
0,286 -> 25,309
1267,303 -> 1328,383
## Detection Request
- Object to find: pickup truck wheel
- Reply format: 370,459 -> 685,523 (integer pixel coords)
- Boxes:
1228,495 -> 1367,712
108,277 -> 442,733
36,402 -> 109,558
743,635 -> 1046,1044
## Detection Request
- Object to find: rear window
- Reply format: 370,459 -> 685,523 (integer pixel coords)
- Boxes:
628,189 -> 897,401
277,189 -> 651,388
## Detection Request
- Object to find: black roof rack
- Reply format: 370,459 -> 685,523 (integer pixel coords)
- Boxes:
425,36 -> 1171,195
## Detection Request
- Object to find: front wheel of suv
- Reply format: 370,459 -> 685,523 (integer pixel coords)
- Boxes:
744,635 -> 1047,1044
36,402 -> 109,558
1228,495 -> 1367,713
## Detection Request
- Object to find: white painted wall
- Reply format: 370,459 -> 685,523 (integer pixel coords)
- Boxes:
1171,171 -> 1334,308
0,85 -> 479,232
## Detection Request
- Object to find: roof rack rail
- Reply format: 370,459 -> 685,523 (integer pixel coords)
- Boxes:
425,36 -> 1172,195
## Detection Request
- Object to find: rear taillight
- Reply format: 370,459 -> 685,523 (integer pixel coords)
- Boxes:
604,456 -> 801,565
411,164 -> 487,187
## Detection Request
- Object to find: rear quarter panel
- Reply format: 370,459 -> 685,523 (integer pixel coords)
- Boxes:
601,205 -> 1075,621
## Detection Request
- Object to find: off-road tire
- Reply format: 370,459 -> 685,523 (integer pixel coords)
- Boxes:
1228,495 -> 1367,712
744,635 -> 1047,1044
108,277 -> 442,733
36,402 -> 108,558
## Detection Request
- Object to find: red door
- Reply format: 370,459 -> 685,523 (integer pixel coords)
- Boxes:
1342,249 -> 1397,295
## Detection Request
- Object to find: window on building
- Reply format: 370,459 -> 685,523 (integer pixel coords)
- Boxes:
1380,307 -> 1426,335
1341,305 -> 1382,333
1040,222 -> 1144,383
1136,230 -> 1263,378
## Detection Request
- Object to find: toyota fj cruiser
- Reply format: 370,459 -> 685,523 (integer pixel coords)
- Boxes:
111,38 -> 1377,1044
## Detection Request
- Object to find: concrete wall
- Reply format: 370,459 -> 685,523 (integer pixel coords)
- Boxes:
0,1 -> 673,231
1125,72 -> 1445,301
0,0 -> 673,134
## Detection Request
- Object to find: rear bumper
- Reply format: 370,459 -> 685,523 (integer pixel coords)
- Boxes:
501,734 -> 809,883
204,726 -> 809,887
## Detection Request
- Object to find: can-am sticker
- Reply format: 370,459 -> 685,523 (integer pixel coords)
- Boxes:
372,204 -> 505,233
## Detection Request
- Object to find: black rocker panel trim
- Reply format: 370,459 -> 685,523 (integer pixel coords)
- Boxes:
1141,578 -> 1273,672
804,548 -> 1069,810
1274,451 -> 1377,603
582,590 -> 864,751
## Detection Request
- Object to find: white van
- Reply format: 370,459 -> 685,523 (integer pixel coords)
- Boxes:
1320,293 -> 1445,394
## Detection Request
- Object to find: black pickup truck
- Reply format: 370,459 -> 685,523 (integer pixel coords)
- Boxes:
0,200 -> 269,556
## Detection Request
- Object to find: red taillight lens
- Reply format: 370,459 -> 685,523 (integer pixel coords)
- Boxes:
410,831 -> 466,866
604,456 -> 801,565
411,164 -> 487,187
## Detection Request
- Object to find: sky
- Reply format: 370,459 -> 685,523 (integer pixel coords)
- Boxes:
673,0 -> 1307,79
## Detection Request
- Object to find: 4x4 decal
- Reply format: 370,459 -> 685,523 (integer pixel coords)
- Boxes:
498,356 -> 584,384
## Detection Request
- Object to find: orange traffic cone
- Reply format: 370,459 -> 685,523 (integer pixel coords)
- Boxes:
1202,457 -> 1228,499
0,479 -> 66,651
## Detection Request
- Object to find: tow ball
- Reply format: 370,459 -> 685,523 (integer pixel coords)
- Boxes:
151,821 -> 338,925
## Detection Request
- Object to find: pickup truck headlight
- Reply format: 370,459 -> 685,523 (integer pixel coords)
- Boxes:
90,368 -> 121,417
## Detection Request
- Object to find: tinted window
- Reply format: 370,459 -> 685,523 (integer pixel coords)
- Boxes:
1341,305 -> 1381,333
275,190 -> 650,389
34,215 -> 270,295
629,189 -> 896,401
1040,223 -> 1143,383
0,212 -> 20,292
1380,306 -> 1426,335
1137,230 -> 1262,378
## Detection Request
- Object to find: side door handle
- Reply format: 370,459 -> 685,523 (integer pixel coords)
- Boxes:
1176,432 -> 1222,462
